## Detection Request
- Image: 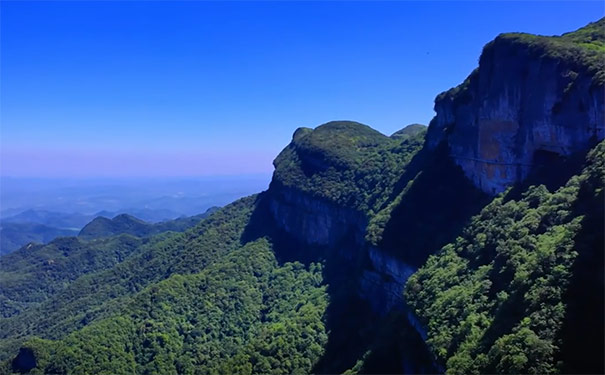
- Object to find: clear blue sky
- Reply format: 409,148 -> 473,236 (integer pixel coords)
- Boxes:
1,1 -> 603,177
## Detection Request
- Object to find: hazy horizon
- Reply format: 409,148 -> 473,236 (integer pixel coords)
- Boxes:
1,174 -> 272,218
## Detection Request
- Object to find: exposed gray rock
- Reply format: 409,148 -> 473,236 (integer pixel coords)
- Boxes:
359,246 -> 416,315
426,35 -> 604,194
268,183 -> 418,315
268,184 -> 367,255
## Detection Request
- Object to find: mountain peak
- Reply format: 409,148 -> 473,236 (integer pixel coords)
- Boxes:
78,214 -> 149,239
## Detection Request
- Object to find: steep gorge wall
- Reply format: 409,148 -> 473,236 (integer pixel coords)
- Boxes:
267,184 -> 367,252
426,35 -> 604,194
267,182 -> 415,315
358,246 -> 416,314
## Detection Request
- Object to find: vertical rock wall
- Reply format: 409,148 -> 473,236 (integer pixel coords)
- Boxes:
427,35 -> 604,194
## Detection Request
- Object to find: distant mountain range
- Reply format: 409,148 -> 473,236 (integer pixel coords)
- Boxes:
2,208 -> 184,227
0,207 -> 219,255
78,208 -> 218,240
0,175 -> 269,255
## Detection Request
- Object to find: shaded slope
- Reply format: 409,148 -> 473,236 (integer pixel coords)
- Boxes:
78,214 -> 150,239
405,141 -> 604,374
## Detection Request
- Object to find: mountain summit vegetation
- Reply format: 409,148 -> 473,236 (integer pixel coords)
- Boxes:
1,19 -> 603,375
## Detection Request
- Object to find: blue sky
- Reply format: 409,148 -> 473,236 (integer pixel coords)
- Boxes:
1,1 -> 603,177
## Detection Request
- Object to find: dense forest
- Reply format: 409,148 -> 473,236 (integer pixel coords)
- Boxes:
1,18 -> 603,375
406,142 -> 604,374
7,239 -> 328,375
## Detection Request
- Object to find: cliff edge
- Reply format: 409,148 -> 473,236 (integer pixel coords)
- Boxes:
427,18 -> 605,194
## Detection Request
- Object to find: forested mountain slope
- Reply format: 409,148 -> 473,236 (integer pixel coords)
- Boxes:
0,208 -> 217,319
8,239 -> 328,375
406,142 -> 604,374
0,197 -> 257,362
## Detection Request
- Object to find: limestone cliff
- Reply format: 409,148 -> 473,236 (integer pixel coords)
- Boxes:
426,19 -> 605,194
267,182 -> 367,253
265,120 -> 426,314
261,21 -> 605,371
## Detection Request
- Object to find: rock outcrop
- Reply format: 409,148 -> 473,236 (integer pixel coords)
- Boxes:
268,179 -> 420,315
426,19 -> 605,194
358,246 -> 416,314
267,183 -> 367,253
265,120 -> 425,314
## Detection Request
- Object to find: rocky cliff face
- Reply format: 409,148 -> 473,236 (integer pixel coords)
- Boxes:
267,181 -> 416,315
426,23 -> 605,194
358,246 -> 416,314
267,183 -> 367,254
